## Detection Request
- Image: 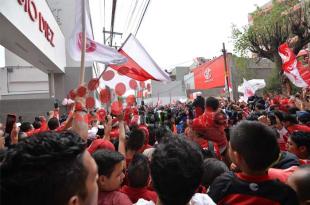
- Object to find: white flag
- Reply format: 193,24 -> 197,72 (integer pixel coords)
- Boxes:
68,0 -> 127,65
111,34 -> 171,81
239,79 -> 255,102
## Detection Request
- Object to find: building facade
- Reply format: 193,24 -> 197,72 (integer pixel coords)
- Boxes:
0,0 -> 98,122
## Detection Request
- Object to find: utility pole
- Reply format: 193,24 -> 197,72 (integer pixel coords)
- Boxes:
102,30 -> 122,48
222,43 -> 230,102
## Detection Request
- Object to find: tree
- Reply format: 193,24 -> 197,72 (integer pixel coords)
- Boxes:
232,0 -> 310,94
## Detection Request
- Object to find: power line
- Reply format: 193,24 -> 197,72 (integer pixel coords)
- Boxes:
123,0 -> 138,33
110,0 -> 117,46
134,0 -> 151,36
128,0 -> 146,35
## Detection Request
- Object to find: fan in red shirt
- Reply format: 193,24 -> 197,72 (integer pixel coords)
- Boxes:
190,96 -> 228,152
120,153 -> 157,203
286,131 -> 310,165
283,114 -> 310,133
209,121 -> 298,205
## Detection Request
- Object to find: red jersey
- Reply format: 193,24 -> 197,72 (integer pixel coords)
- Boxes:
209,172 -> 298,205
287,124 -> 310,133
120,185 -> 157,204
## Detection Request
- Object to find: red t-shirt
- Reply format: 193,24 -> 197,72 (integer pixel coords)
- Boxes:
98,191 -> 132,205
287,124 -> 310,133
120,185 -> 157,204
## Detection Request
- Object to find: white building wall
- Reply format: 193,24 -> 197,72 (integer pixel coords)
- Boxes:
46,0 -> 93,68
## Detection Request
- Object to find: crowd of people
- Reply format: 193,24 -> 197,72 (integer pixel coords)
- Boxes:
1,86 -> 310,205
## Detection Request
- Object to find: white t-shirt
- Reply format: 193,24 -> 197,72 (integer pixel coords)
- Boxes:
134,193 -> 215,205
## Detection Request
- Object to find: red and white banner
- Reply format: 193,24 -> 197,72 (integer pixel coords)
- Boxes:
111,34 -> 171,82
68,0 -> 126,65
193,56 -> 228,89
278,43 -> 310,88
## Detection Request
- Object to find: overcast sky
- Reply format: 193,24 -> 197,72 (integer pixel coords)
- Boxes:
90,0 -> 269,70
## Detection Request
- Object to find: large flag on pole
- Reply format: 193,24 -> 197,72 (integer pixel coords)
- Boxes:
278,43 -> 310,88
192,56 -> 227,89
110,34 -> 171,82
68,0 -> 127,65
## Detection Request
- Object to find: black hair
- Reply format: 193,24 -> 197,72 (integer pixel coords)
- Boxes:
283,114 -> 298,124
290,131 -> 310,152
20,122 -> 33,132
273,110 -> 284,122
288,107 -> 300,115
205,97 -> 219,111
48,117 -> 60,130
155,125 -> 173,143
126,127 -> 145,151
292,166 -> 310,202
230,121 -> 280,171
128,153 -> 149,188
267,112 -> 277,126
92,149 -> 124,177
150,137 -> 203,205
32,120 -> 42,129
0,131 -> 87,205
201,158 -> 229,188
255,103 -> 265,110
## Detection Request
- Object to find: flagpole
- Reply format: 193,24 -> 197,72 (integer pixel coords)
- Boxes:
222,43 -> 230,102
79,0 -> 86,85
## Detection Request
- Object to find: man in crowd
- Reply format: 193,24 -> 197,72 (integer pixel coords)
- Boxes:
0,131 -> 98,205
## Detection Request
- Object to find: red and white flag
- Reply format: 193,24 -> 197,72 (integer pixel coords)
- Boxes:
97,64 -> 142,97
111,34 -> 171,82
68,0 -> 127,65
239,79 -> 255,102
278,43 -> 310,88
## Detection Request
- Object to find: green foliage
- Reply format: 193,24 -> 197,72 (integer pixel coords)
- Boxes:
232,55 -> 255,84
265,67 -> 282,93
232,0 -> 308,63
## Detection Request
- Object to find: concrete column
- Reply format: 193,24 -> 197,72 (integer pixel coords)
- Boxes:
54,73 -> 66,101
48,72 -> 55,98
0,67 -> 8,99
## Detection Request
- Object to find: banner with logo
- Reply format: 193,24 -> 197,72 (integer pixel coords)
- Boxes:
193,56 -> 228,89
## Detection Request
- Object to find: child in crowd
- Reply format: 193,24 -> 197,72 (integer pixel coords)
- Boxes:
286,131 -> 310,165
209,121 -> 299,205
120,154 -> 157,203
136,137 -> 215,205
92,149 -> 132,205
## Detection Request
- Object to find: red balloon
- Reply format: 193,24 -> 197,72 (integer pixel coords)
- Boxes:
97,108 -> 106,121
140,81 -> 145,89
86,96 -> 95,109
118,66 -> 129,75
75,102 -> 84,111
88,78 -> 99,91
129,79 -> 138,90
77,86 -> 87,97
115,83 -> 126,96
102,70 -> 115,81
111,101 -> 123,116
69,89 -> 76,100
126,95 -> 136,105
99,89 -> 111,103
